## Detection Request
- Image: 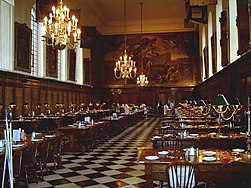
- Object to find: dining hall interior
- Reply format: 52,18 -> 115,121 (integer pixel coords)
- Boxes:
0,0 -> 251,187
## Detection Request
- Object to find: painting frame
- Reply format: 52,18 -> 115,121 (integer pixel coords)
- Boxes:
14,22 -> 31,73
211,33 -> 217,74
68,49 -> 76,81
46,39 -> 58,78
203,46 -> 209,79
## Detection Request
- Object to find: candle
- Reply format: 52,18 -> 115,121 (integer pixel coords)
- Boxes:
64,5 -> 67,15
52,6 -> 55,16
75,18 -> 78,27
73,32 -> 77,42
52,33 -> 54,43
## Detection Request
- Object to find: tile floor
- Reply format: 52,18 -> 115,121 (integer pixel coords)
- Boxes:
17,117 -> 161,188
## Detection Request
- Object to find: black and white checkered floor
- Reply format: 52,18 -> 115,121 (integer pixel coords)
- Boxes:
19,117 -> 161,188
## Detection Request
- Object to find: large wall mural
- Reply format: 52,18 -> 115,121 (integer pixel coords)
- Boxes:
102,31 -> 199,86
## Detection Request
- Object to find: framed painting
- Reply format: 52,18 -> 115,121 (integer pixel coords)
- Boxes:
211,33 -> 217,74
46,39 -> 58,78
83,57 -> 91,85
203,46 -> 209,79
68,49 -> 76,81
14,22 -> 31,73
36,0 -> 57,22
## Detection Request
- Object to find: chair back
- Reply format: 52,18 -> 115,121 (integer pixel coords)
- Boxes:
38,138 -> 50,159
13,148 -> 22,179
23,142 -> 38,166
54,134 -> 63,154
162,138 -> 182,149
166,161 -> 197,188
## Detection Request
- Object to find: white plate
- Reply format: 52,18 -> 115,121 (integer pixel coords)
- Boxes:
12,144 -> 24,147
158,151 -> 169,155
219,135 -> 228,138
190,134 -> 198,137
203,151 -> 216,156
209,132 -> 217,135
187,136 -> 197,139
240,132 -> 247,135
164,134 -> 172,137
153,136 -> 161,139
31,139 -> 43,142
45,135 -> 55,138
202,157 -> 217,162
232,148 -> 245,153
145,156 -> 159,160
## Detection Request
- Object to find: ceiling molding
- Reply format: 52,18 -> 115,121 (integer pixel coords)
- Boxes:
99,18 -> 195,35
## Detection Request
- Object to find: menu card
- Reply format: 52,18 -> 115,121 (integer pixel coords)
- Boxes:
13,129 -> 21,142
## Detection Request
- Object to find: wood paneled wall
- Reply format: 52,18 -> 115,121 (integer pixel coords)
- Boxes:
0,70 -> 105,118
109,87 -> 194,107
194,51 -> 251,105
0,71 -> 195,118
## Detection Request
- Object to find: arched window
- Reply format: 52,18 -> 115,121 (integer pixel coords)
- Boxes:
201,26 -> 206,81
216,0 -> 223,72
208,11 -> 213,77
229,0 -> 239,62
58,50 -> 62,79
31,6 -> 38,76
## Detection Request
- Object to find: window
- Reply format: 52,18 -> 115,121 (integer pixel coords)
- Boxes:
31,6 -> 38,76
58,50 -> 62,79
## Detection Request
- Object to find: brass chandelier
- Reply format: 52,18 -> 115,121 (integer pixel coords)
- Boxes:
42,0 -> 81,50
114,0 -> 137,79
137,2 -> 149,87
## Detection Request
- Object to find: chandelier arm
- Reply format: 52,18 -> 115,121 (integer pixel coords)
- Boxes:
114,69 -> 122,79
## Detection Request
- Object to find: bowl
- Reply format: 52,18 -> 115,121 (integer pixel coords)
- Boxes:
203,151 -> 216,156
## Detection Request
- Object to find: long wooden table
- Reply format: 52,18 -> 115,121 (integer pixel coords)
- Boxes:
137,147 -> 251,187
57,111 -> 144,153
151,132 -> 247,149
56,122 -> 105,152
158,124 -> 245,134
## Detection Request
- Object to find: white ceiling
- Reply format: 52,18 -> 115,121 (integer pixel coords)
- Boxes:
66,0 -> 194,35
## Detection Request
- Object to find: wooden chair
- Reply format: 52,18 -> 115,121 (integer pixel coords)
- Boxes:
21,142 -> 38,185
49,134 -> 63,170
166,161 -> 198,188
37,138 -> 50,179
162,137 -> 182,149
97,121 -> 110,144
13,148 -> 23,184
77,127 -> 96,152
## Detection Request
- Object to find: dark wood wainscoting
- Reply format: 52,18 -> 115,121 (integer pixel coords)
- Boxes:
194,50 -> 251,104
0,71 -> 104,118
